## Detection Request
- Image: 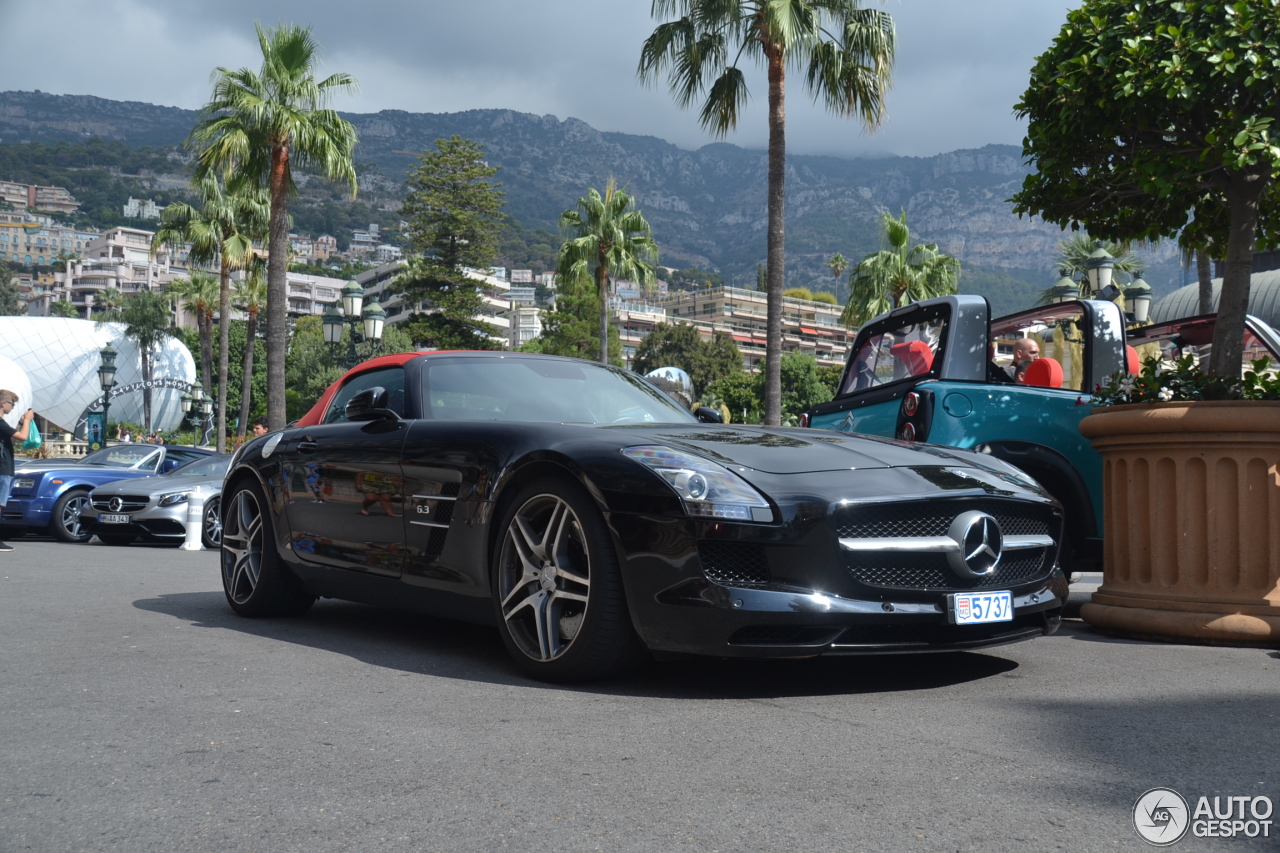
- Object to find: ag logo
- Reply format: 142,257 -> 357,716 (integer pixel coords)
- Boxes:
1134,787 -> 1190,846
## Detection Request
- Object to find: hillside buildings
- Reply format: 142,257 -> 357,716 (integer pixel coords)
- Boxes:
0,179 -> 79,214
122,197 -> 162,220
0,211 -> 100,268
357,260 -> 511,345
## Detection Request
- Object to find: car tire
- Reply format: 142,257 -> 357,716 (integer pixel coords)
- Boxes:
491,477 -> 646,683
201,495 -> 222,550
220,479 -> 314,618
50,490 -> 92,543
98,534 -> 135,546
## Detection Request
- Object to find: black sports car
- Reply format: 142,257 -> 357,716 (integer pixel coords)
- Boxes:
221,352 -> 1067,681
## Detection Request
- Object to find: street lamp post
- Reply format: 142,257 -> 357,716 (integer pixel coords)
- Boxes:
323,279 -> 385,369
98,343 -> 119,428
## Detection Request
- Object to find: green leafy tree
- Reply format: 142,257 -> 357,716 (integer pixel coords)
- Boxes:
106,291 -> 175,430
49,299 -> 78,318
152,172 -> 268,451
706,371 -> 763,424
538,275 -> 624,364
394,136 -> 505,350
191,22 -> 359,429
166,273 -> 219,398
0,260 -> 24,316
777,351 -> 834,420
640,0 -> 895,424
557,180 -> 659,364
632,322 -> 743,394
232,271 -> 267,438
841,210 -> 960,328
1012,0 -> 1280,379
93,287 -> 126,321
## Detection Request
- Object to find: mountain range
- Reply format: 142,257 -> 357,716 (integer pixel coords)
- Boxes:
0,90 -> 1184,311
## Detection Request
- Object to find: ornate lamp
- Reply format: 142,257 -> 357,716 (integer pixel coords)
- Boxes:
322,303 -> 345,346
1126,271 -> 1153,324
341,279 -> 364,318
362,301 -> 386,344
1086,241 -> 1115,296
98,343 -> 118,391
1047,272 -> 1080,304
180,391 -> 193,414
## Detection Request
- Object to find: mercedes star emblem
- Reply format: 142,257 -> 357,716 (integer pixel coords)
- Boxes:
109,496 -> 123,513
946,510 -> 1003,579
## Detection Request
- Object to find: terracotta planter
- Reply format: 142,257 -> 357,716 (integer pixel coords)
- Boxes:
1078,400 -> 1280,645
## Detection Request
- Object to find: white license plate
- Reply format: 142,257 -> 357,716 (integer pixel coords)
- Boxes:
952,591 -> 1013,624
98,514 -> 131,524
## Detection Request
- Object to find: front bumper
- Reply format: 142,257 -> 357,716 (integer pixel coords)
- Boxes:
80,504 -> 190,540
0,496 -> 53,529
646,575 -> 1065,657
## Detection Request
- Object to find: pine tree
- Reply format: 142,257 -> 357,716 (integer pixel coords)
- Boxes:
394,136 -> 505,350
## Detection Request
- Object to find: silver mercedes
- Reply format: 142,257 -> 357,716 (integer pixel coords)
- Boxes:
81,455 -> 232,547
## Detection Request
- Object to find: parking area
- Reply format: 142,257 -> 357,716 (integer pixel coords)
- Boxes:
2,541 -> 1277,852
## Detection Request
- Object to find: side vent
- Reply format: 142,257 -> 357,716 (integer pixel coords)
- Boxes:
697,541 -> 770,588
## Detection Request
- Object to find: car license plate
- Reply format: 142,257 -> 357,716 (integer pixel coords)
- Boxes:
952,591 -> 1013,625
98,514 -> 131,524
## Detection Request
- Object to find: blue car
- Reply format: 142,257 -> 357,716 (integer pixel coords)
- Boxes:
3,444 -> 216,542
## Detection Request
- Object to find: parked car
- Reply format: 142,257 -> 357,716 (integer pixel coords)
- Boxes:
82,454 -> 232,548
220,351 -> 1067,682
808,296 -> 1280,576
2,444 -> 216,542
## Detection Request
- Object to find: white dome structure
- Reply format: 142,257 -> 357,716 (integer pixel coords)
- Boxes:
0,354 -> 33,429
0,317 -> 196,434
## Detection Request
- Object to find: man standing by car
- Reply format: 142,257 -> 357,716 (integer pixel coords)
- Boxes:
0,390 -> 36,552
251,416 -> 270,437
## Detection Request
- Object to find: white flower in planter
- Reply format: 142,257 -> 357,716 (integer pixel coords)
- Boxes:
1157,386 -> 1173,401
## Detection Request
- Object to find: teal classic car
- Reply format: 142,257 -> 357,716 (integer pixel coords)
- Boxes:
807,295 -> 1280,577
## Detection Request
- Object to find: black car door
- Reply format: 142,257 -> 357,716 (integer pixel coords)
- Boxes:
279,366 -> 410,577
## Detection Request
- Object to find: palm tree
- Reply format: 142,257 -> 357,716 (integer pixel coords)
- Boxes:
232,270 -> 267,438
640,0 -> 895,424
93,287 -> 126,321
1053,234 -> 1142,287
556,180 -> 660,364
152,172 -> 267,452
190,22 -> 358,431
840,211 -> 960,328
106,292 -> 175,431
828,253 -> 847,280
49,299 -> 78,319
168,273 -> 220,398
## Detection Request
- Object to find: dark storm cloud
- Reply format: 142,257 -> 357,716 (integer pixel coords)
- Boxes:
0,0 -> 1074,157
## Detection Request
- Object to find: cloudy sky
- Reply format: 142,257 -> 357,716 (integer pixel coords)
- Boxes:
1,0 -> 1075,158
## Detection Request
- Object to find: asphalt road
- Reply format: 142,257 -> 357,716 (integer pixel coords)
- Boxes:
2,540 -> 1278,853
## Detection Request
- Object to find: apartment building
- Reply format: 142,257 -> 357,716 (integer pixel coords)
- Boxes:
611,298 -> 669,369
357,260 -> 511,344
507,304 -> 543,349
375,244 -> 402,264
31,227 -> 179,317
0,211 -> 100,267
653,286 -> 852,370
510,269 -> 533,284
284,272 -> 345,318
123,197 -> 162,220
507,286 -> 536,306
0,180 -> 80,214
349,224 -> 381,256
313,234 -> 337,261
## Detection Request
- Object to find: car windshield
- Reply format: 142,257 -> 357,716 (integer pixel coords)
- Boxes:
81,445 -> 161,468
422,356 -> 698,424
164,455 -> 231,478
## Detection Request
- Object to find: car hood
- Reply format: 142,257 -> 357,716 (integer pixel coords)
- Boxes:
92,473 -> 224,496
607,424 -> 979,474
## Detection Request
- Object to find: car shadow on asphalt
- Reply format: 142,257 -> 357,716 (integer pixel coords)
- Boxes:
133,591 -> 1020,699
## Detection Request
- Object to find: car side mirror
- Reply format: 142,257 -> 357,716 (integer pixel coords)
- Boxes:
160,459 -> 181,473
345,386 -> 399,422
694,406 -> 724,424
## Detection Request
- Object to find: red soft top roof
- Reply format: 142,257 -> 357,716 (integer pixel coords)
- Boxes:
294,350 -> 473,427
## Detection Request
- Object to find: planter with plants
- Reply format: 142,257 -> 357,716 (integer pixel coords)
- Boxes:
1079,355 -> 1280,645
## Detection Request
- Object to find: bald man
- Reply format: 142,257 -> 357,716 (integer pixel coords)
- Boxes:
1006,337 -> 1040,382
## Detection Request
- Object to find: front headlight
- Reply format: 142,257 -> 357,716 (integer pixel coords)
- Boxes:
158,491 -> 190,507
13,478 -> 35,490
622,446 -> 773,522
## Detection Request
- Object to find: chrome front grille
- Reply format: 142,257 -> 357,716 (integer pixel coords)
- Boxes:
90,496 -> 150,512
835,499 -> 1059,592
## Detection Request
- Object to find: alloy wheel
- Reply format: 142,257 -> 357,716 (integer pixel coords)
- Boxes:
497,494 -> 591,662
59,494 -> 90,539
204,500 -> 223,547
222,489 -> 264,605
